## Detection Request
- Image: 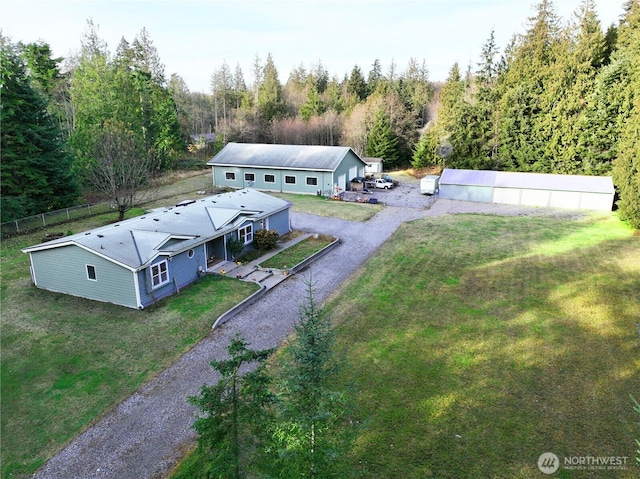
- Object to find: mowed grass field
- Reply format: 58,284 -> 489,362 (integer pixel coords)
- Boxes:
329,213 -> 639,478
0,211 -> 260,479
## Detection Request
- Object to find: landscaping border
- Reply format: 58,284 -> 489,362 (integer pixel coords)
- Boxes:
212,284 -> 267,329
288,235 -> 340,274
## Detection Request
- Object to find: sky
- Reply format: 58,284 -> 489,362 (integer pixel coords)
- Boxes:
1,0 -> 626,93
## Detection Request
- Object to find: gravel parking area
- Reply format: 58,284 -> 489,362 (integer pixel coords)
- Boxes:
32,195 -> 586,479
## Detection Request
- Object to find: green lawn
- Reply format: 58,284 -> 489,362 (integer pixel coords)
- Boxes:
270,192 -> 382,221
0,212 -> 259,479
260,234 -> 335,269
329,213 -> 639,478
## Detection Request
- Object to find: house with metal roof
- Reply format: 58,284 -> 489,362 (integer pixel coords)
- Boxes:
439,168 -> 615,211
22,189 -> 291,309
207,143 -> 369,195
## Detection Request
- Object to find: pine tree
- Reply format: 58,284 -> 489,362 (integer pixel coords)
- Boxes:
189,334 -> 274,479
0,35 -> 79,221
611,0 -> 640,228
258,53 -> 286,122
366,107 -> 400,168
267,278 -> 356,479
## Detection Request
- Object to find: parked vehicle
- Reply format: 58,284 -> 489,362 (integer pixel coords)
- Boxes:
420,175 -> 440,195
366,178 -> 394,189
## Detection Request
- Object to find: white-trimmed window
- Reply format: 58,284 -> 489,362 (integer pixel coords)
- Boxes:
285,175 -> 296,184
244,172 -> 255,182
151,260 -> 169,288
264,174 -> 275,183
238,224 -> 253,244
306,176 -> 318,186
225,171 -> 236,180
86,264 -> 97,281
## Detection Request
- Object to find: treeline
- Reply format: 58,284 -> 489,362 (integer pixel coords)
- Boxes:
1,0 -> 638,226
414,0 -> 639,226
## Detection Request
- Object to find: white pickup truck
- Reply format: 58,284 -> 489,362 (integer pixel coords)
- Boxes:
366,178 -> 394,189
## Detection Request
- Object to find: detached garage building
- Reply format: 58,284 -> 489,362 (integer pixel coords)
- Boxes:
208,143 -> 368,196
439,169 -> 615,212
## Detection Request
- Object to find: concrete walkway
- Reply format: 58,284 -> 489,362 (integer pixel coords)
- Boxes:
207,232 -> 313,290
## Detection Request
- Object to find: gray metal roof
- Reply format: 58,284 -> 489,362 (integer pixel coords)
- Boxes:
23,189 -> 290,271
207,143 -> 366,171
440,169 -> 497,187
494,171 -> 614,193
441,168 -> 614,193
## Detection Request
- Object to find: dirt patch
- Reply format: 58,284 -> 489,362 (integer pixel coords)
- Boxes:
426,198 -> 591,220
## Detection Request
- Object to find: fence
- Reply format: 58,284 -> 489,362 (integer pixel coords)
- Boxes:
1,172 -> 213,238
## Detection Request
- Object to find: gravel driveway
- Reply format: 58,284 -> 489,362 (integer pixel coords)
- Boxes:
32,193 -> 579,479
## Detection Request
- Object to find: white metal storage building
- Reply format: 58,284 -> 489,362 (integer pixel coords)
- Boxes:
439,169 -> 615,212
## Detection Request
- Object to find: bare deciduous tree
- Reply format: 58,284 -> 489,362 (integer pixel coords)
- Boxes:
87,122 -> 159,220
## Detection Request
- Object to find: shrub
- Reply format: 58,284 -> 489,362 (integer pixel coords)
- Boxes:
254,229 -> 279,251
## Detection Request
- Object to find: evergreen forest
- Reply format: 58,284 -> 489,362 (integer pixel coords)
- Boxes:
1,0 -> 638,226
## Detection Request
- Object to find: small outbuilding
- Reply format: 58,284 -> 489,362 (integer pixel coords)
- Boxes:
363,157 -> 383,175
22,189 -> 291,309
439,169 -> 615,212
207,143 -> 368,196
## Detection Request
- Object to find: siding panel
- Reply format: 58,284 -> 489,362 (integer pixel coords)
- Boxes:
29,246 -> 137,308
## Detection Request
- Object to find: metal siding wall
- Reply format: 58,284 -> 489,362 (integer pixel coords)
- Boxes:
579,193 -> 613,212
521,189 -> 550,207
30,246 -> 138,308
440,185 -> 492,202
249,168 -> 280,191
213,166 -> 243,188
549,191 -> 581,209
493,187 -> 522,205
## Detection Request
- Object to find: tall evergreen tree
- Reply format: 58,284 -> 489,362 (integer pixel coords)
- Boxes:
346,65 -> 367,105
0,35 -> 79,221
611,0 -> 640,228
366,107 -> 400,167
267,279 -> 356,479
257,53 -> 286,122
498,0 -> 563,172
190,334 -> 274,479
69,22 -> 182,179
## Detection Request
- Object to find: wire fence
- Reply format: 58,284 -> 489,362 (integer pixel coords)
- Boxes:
1,172 -> 213,238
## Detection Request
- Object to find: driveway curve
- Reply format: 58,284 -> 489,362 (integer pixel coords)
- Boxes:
33,198 -> 563,479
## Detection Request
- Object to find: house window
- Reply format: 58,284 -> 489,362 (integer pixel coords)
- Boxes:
285,175 -> 296,184
187,249 -> 194,258
264,174 -> 275,183
306,177 -> 318,186
245,172 -> 255,182
86,265 -> 97,281
151,260 -> 169,288
225,172 -> 236,180
238,224 -> 253,244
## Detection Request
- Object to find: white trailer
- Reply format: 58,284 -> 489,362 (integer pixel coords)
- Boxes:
420,175 -> 440,195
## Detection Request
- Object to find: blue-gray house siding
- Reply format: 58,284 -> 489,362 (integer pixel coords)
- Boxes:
23,189 -> 291,309
29,245 -> 138,308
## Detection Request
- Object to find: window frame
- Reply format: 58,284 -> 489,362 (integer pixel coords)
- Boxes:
151,260 -> 170,288
244,172 -> 255,182
225,171 -> 236,181
284,175 -> 296,185
306,176 -> 318,186
264,174 -> 275,183
86,264 -> 97,281
238,223 -> 253,245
